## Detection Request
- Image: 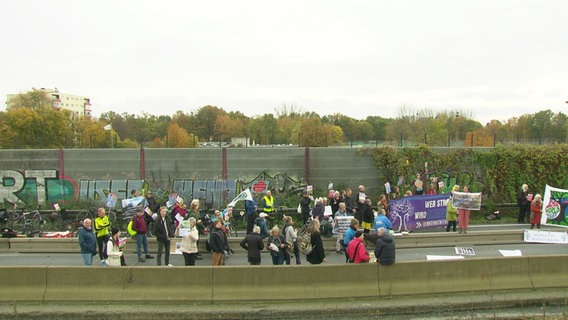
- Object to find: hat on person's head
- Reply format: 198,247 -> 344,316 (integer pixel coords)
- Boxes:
111,227 -> 120,236
259,212 -> 268,219
355,230 -> 363,238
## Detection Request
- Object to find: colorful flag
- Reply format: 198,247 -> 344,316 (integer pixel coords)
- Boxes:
228,188 -> 253,207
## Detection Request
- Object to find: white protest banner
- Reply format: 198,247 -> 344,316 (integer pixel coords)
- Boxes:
524,229 -> 568,244
121,196 -> 145,208
451,192 -> 482,210
171,241 -> 182,254
178,219 -> 191,237
334,215 -> 354,234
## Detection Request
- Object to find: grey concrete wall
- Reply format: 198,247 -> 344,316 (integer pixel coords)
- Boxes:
0,255 -> 566,303
0,148 -> 379,208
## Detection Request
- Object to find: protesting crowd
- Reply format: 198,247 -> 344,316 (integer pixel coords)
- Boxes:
78,175 -> 541,268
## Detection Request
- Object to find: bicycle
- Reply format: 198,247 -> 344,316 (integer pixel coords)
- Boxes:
48,208 -> 83,234
263,206 -> 284,230
76,206 -> 97,224
10,206 -> 50,236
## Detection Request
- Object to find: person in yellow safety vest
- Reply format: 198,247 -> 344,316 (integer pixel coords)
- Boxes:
94,208 -> 110,266
262,190 -> 275,214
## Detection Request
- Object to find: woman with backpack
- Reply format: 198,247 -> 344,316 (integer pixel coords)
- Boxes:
346,230 -> 370,263
282,216 -> 301,265
306,219 -> 326,264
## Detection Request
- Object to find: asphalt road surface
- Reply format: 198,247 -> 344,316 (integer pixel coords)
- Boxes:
0,242 -> 566,267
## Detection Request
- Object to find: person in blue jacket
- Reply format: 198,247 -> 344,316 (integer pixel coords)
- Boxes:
373,208 -> 392,231
245,198 -> 257,234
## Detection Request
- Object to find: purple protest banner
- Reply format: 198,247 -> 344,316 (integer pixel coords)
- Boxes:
389,194 -> 450,232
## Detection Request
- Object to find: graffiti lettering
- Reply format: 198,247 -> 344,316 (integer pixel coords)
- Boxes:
0,170 -> 26,205
0,169 -> 60,206
0,168 -> 304,209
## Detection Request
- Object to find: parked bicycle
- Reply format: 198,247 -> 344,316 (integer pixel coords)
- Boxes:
9,205 -> 50,236
48,208 -> 83,235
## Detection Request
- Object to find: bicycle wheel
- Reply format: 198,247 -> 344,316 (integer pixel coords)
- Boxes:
76,208 -> 95,224
8,211 -> 21,230
31,212 -> 51,231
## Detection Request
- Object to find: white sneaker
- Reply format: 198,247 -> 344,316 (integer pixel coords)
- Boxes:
167,264 -> 174,267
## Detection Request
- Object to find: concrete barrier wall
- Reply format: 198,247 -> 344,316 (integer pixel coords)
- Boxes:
0,255 -> 566,303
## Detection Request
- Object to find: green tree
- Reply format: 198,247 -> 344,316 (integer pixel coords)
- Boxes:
194,105 -> 225,141
365,116 -> 390,143
0,107 -> 70,148
7,89 -> 52,111
248,114 -> 277,145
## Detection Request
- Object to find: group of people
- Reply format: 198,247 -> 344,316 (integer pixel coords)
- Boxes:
78,185 -> 399,267
78,207 -> 130,267
517,184 -> 543,229
445,185 -> 471,234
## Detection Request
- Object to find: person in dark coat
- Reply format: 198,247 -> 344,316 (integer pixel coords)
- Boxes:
153,206 -> 174,266
374,227 -> 395,265
306,219 -> 326,264
300,191 -> 312,225
361,198 -> 374,234
343,189 -> 356,216
210,220 -> 226,266
78,218 -> 97,266
311,197 -> 325,221
240,226 -> 264,265
517,184 -> 531,223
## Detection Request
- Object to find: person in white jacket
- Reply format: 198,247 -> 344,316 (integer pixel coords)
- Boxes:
175,217 -> 199,265
106,227 -> 123,267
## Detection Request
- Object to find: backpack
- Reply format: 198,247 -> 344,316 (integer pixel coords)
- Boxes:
348,242 -> 361,263
127,220 -> 137,237
1,227 -> 17,238
296,225 -> 313,255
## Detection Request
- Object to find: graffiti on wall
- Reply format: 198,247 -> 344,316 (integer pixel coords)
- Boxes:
0,169 -> 74,206
239,170 -> 306,196
0,169 -> 240,209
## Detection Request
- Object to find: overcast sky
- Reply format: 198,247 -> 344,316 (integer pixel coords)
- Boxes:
1,0 -> 566,125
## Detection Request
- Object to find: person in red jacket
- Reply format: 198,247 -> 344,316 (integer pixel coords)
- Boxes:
530,194 -> 543,229
346,230 -> 370,263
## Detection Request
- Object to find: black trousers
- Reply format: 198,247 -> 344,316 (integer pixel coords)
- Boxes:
446,220 -> 456,232
96,235 -> 109,261
182,252 -> 196,266
246,214 -> 255,234
157,239 -> 171,265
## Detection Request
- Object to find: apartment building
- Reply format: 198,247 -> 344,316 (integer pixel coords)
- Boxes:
6,87 -> 92,119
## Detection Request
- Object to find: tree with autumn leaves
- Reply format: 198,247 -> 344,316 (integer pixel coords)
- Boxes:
1,91 -> 566,149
